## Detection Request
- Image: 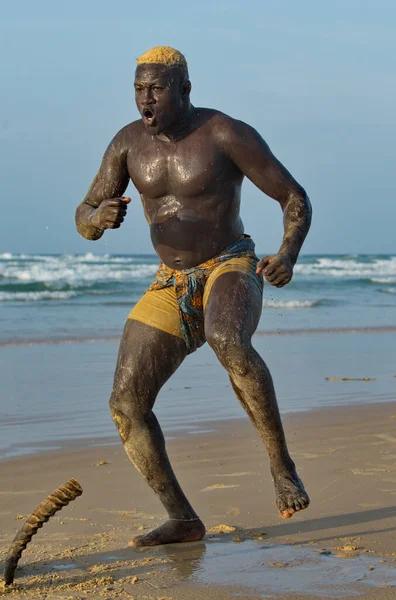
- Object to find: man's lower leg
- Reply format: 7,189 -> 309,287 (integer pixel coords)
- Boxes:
224,344 -> 310,518
110,402 -> 205,545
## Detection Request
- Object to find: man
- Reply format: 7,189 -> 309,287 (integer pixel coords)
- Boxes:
76,46 -> 312,547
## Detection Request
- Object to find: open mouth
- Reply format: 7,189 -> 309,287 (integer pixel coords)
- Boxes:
142,108 -> 156,124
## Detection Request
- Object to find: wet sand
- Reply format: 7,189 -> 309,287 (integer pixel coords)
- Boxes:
1,330 -> 396,459
1,401 -> 396,599
2,325 -> 396,348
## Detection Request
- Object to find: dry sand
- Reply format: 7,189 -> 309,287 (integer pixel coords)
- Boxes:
1,402 -> 396,599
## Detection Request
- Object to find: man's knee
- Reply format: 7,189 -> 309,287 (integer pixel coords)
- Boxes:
109,383 -> 146,442
111,359 -> 151,413
109,405 -> 132,443
206,326 -> 251,374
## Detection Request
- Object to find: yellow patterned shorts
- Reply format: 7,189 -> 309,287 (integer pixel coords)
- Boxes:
129,255 -> 263,348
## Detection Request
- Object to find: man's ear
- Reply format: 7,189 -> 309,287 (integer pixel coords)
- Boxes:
181,80 -> 191,97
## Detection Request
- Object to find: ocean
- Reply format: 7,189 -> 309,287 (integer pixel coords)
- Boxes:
1,252 -> 395,458
1,252 -> 396,345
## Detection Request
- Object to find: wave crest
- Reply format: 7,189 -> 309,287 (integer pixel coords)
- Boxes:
295,256 -> 396,278
0,291 -> 77,302
263,299 -> 320,309
370,277 -> 396,284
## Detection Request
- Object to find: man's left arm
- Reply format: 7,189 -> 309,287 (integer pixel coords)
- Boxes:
221,118 -> 312,288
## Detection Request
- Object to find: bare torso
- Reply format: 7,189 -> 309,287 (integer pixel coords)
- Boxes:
126,109 -> 244,269
77,104 -> 310,276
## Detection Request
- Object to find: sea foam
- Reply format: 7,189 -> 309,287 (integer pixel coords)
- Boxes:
263,299 -> 319,309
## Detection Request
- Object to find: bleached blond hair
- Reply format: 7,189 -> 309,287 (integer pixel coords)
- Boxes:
136,46 -> 189,79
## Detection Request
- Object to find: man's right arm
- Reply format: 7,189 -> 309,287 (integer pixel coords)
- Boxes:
75,127 -> 131,240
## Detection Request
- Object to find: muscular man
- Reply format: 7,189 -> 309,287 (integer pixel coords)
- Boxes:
76,46 -> 312,547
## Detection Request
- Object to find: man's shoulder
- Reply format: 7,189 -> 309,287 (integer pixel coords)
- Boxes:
196,108 -> 255,143
196,108 -> 235,129
115,120 -> 145,140
107,120 -> 145,154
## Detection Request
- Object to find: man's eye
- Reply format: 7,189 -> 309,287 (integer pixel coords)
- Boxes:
153,86 -> 164,91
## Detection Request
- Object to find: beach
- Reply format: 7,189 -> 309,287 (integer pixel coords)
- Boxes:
1,329 -> 396,459
2,0 -> 396,592
1,329 -> 396,599
1,400 -> 396,599
1,252 -> 396,598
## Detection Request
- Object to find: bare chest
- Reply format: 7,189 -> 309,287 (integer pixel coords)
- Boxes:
127,136 -> 227,199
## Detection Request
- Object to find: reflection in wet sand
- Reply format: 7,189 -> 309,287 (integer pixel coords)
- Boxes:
161,539 -> 396,598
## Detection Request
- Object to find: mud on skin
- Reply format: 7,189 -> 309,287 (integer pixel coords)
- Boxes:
76,47 -> 312,546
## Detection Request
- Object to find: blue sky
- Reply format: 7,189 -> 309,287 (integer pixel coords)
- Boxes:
1,0 -> 395,255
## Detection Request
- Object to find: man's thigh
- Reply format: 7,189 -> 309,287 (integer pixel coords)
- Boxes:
114,312 -> 187,399
203,260 -> 263,340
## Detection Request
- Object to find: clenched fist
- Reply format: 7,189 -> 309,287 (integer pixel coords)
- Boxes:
256,254 -> 293,288
89,197 -> 131,231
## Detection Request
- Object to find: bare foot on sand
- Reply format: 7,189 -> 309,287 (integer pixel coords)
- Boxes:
272,468 -> 310,519
128,518 -> 206,547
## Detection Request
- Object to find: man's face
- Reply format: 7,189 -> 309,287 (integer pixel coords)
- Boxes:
134,64 -> 186,135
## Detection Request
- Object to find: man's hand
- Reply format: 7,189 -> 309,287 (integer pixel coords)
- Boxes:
88,197 -> 131,231
256,254 -> 293,288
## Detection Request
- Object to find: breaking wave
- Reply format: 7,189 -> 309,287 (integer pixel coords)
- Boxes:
0,291 -> 77,302
0,252 -> 158,300
263,299 -> 322,309
295,256 -> 396,279
370,277 -> 396,284
1,253 -> 396,309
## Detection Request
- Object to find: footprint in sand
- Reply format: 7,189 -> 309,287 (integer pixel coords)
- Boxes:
376,433 -> 396,444
201,484 -> 240,492
351,468 -> 391,476
206,472 -> 255,478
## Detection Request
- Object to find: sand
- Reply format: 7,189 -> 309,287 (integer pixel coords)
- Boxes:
1,401 -> 396,599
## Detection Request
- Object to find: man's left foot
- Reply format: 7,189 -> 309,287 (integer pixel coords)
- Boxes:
128,518 -> 206,547
272,468 -> 310,519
